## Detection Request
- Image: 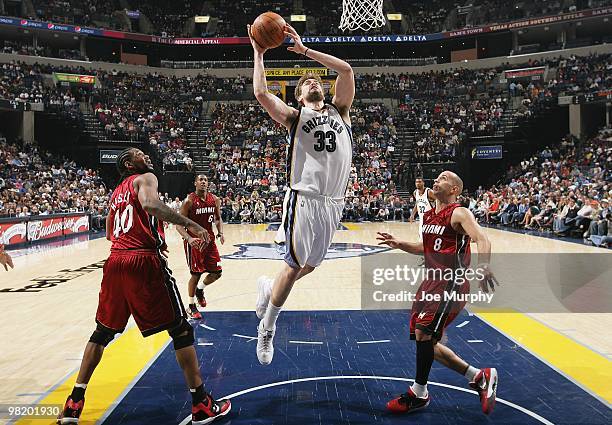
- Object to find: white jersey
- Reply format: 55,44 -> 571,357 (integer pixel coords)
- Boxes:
414,188 -> 433,217
287,104 -> 352,199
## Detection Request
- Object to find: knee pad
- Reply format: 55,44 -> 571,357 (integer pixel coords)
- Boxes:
169,319 -> 194,350
89,324 -> 116,347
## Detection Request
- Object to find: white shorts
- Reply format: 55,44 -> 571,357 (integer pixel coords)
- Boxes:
278,190 -> 344,268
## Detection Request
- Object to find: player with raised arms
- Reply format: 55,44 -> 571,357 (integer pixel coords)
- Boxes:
248,21 -> 354,365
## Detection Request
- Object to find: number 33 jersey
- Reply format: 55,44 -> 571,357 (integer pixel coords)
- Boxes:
288,104 -> 353,199
109,174 -> 166,251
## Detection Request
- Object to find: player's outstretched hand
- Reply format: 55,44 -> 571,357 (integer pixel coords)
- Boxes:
477,264 -> 499,293
376,232 -> 401,249
187,222 -> 210,247
247,24 -> 267,55
284,24 -> 307,55
0,244 -> 14,271
188,237 -> 207,252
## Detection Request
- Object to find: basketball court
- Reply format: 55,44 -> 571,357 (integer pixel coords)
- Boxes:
2,222 -> 610,424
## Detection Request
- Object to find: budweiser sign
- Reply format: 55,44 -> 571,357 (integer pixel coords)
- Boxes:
26,214 -> 90,242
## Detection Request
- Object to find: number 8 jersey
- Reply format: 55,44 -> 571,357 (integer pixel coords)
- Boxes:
288,104 -> 353,198
422,203 -> 471,271
109,174 -> 166,251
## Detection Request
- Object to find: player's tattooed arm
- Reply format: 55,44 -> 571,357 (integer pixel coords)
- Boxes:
135,173 -> 209,243
175,196 -> 208,250
376,232 -> 424,254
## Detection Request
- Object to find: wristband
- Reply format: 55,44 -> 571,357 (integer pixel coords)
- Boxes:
304,48 -> 309,56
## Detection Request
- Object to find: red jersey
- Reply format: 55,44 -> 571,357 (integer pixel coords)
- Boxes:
186,192 -> 216,239
422,203 -> 471,270
108,174 -> 166,251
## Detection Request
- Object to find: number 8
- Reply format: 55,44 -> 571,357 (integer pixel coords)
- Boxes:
433,237 -> 442,251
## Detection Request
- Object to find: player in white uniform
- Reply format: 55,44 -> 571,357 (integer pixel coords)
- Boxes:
410,178 -> 435,240
248,23 -> 354,365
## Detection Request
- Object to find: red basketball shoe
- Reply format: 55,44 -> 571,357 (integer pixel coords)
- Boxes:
386,387 -> 430,414
196,288 -> 207,308
192,394 -> 231,424
469,367 -> 498,415
188,304 -> 202,320
57,396 -> 84,424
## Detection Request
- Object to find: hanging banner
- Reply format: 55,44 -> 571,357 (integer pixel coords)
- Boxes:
266,81 -> 286,100
265,68 -> 328,77
471,145 -> 503,159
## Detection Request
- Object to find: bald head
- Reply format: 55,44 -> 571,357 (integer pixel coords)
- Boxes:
432,170 -> 464,202
446,171 -> 464,194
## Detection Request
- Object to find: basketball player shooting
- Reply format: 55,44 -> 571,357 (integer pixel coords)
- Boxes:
57,149 -> 230,424
247,23 -> 354,365
377,171 -> 500,415
176,174 -> 224,320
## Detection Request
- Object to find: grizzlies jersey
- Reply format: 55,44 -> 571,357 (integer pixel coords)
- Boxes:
287,104 -> 352,199
414,188 -> 433,217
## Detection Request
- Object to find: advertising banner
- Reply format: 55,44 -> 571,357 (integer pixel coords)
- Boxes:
471,145 -> 503,159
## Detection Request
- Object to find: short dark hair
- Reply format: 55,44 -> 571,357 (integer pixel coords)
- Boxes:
116,148 -> 135,177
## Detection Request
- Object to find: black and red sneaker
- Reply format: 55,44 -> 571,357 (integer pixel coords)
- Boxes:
386,388 -> 430,414
56,396 -> 84,424
192,394 -> 231,424
196,288 -> 207,308
188,304 -> 202,320
469,367 -> 498,415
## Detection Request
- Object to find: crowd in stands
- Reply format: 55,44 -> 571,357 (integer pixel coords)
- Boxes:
10,0 -> 607,38
28,0 -> 123,30
0,60 -> 251,171
201,101 -> 408,223
0,136 -> 110,229
468,128 -> 611,247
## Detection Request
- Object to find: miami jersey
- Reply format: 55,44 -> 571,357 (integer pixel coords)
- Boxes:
287,104 -> 352,199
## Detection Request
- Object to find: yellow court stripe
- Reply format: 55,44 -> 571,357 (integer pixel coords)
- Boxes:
252,224 -> 267,231
16,327 -> 169,425
477,312 -> 612,404
342,222 -> 360,230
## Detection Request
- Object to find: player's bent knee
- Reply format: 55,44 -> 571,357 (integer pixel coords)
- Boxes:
208,270 -> 222,280
168,319 -> 194,350
89,324 -> 117,347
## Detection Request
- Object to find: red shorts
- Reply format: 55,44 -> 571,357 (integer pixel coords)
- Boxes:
410,278 -> 469,340
184,240 -> 222,274
96,250 -> 186,337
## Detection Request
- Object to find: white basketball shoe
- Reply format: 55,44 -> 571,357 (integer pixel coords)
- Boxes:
256,276 -> 273,319
256,319 -> 276,365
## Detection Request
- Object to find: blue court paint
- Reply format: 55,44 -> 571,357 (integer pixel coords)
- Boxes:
104,311 -> 611,425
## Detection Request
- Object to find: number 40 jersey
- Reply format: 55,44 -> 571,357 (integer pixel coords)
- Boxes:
288,104 -> 353,199
109,174 -> 167,251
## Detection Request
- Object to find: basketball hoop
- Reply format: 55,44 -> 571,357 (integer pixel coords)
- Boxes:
339,0 -> 386,32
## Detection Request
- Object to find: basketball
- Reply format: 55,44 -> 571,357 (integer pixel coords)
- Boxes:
250,12 -> 287,49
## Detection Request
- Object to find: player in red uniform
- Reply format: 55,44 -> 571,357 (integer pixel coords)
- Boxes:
57,148 -> 230,424
377,170 -> 499,416
176,174 -> 224,319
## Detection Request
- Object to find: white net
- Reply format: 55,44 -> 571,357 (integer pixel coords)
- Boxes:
339,0 -> 386,32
